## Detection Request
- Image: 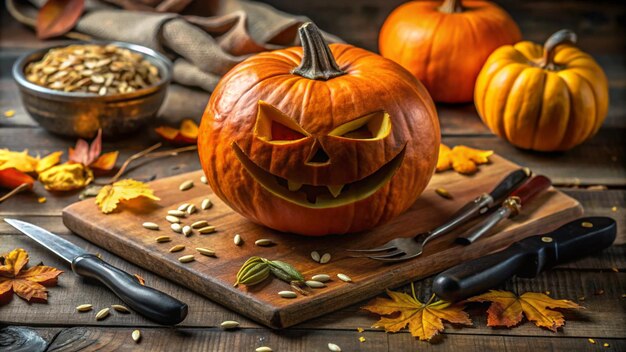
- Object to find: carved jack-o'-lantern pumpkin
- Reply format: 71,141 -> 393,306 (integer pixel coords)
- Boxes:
198,23 -> 440,236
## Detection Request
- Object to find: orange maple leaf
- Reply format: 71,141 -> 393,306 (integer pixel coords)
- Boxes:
362,284 -> 472,341
467,290 -> 582,332
155,119 -> 199,145
437,144 -> 493,175
0,248 -> 63,304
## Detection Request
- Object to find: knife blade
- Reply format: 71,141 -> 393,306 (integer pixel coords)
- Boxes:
456,175 -> 551,245
433,216 -> 617,302
4,218 -> 188,325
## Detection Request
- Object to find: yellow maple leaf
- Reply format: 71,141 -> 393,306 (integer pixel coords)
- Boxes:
0,248 -> 63,304
362,284 -> 472,341
35,151 -> 63,174
95,179 -> 160,214
436,144 -> 493,175
0,149 -> 39,173
467,290 -> 582,332
38,163 -> 94,191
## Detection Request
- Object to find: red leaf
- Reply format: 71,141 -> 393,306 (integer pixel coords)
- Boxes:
0,168 -> 35,190
87,129 -> 102,167
37,0 -> 85,40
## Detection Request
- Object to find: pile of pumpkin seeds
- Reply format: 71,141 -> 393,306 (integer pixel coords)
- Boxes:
25,44 -> 160,95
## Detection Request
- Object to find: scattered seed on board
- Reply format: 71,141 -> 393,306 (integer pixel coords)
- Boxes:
132,329 -> 141,343
234,234 -> 242,246
165,215 -> 180,223
256,347 -> 273,352
178,254 -> 195,263
201,198 -> 212,210
95,308 -> 110,320
200,175 -> 208,184
305,280 -> 325,288
182,225 -> 193,237
186,204 -> 197,215
220,320 -> 240,330
328,343 -> 342,352
169,244 -> 185,253
337,273 -> 352,283
142,222 -> 159,230
171,223 -> 182,233
279,290 -> 297,298
320,253 -> 331,264
311,274 -> 330,282
168,210 -> 187,217
112,304 -> 130,313
198,226 -> 216,234
179,180 -> 194,191
156,236 -> 171,243
191,220 -> 208,229
196,247 -> 216,257
435,187 -> 453,200
311,251 -> 321,263
255,239 -> 274,247
76,304 -> 93,312
177,203 -> 190,212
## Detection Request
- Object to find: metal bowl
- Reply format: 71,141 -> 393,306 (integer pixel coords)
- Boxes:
12,41 -> 172,139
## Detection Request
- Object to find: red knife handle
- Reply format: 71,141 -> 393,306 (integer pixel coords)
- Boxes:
511,175 -> 552,205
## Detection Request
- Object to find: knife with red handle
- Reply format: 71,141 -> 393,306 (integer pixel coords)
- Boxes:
456,175 -> 552,244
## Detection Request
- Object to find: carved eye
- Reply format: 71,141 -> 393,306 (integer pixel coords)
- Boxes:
329,111 -> 391,140
255,101 -> 309,143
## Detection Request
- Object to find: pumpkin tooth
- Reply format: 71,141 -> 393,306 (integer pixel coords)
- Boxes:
327,185 -> 344,198
287,180 -> 303,192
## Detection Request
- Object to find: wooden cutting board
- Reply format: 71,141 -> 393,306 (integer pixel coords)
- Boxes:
63,155 -> 582,328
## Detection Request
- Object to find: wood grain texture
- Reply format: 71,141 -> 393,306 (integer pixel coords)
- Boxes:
61,155 -> 582,328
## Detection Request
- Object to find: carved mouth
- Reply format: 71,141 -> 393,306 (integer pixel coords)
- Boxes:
232,143 -> 406,208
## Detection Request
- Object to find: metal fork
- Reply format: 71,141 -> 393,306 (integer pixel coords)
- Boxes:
347,168 -> 530,262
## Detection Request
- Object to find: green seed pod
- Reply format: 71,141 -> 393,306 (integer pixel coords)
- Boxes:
234,257 -> 270,286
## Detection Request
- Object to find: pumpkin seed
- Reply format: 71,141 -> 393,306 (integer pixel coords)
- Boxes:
201,198 -> 212,210
311,251 -> 321,262
320,253 -> 331,264
183,225 -> 193,237
95,308 -> 110,320
278,290 -> 297,298
435,187 -> 453,199
186,204 -> 197,215
155,236 -> 171,243
177,203 -> 190,212
311,274 -> 330,282
200,175 -> 208,184
196,247 -> 216,257
112,304 -> 130,313
132,329 -> 141,343
168,210 -> 187,217
256,347 -> 273,352
76,304 -> 93,312
191,220 -> 209,229
255,239 -> 274,247
165,215 -> 180,223
234,234 -> 242,246
220,320 -> 240,329
198,226 -> 216,234
328,343 -> 342,352
142,222 -> 159,230
305,280 -> 325,288
337,273 -> 352,283
171,223 -> 182,233
178,254 -> 195,263
179,180 -> 194,191
581,221 -> 593,228
169,244 -> 185,252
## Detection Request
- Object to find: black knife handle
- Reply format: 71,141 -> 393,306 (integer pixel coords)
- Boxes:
433,216 -> 616,302
489,168 -> 531,203
72,254 -> 188,325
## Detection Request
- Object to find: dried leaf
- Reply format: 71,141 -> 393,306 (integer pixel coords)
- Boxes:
0,149 -> 39,173
436,144 -> 493,175
95,179 -> 160,214
155,119 -> 199,144
37,0 -> 85,40
90,151 -> 119,171
0,168 -> 35,190
68,130 -> 118,172
362,285 -> 471,341
134,274 -> 146,285
38,163 -> 94,191
36,151 -> 63,174
467,290 -> 582,331
0,248 -> 63,304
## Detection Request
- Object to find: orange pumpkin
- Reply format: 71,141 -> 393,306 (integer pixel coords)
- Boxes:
475,30 -> 609,151
379,0 -> 521,103
198,23 -> 440,236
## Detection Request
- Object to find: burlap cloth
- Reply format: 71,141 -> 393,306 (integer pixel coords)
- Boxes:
8,0 -> 342,120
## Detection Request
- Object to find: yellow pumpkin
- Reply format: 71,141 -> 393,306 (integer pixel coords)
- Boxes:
475,29 -> 609,151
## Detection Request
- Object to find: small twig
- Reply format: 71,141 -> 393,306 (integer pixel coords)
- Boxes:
0,183 -> 31,204
107,143 -> 162,184
143,145 -> 197,158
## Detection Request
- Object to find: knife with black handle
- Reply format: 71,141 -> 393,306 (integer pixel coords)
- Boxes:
433,216 -> 616,302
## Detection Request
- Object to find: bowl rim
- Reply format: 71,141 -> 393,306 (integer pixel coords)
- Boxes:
12,40 -> 172,102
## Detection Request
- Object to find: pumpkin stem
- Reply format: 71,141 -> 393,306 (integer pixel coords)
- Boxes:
438,0 -> 463,13
291,22 -> 346,80
541,29 -> 577,70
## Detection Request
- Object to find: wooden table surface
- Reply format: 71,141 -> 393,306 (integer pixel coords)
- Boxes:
1,1 -> 624,351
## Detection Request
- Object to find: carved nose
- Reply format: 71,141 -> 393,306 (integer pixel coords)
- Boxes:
306,140 -> 330,165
